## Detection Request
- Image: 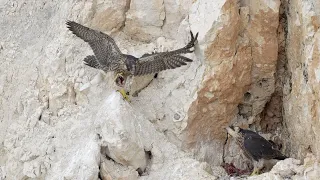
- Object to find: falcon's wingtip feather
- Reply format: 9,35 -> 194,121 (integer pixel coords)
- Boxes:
66,20 -> 78,34
66,20 -> 75,28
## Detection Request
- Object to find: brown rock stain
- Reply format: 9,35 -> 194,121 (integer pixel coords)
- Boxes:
184,0 -> 251,148
249,9 -> 279,68
183,0 -> 281,165
311,16 -> 320,31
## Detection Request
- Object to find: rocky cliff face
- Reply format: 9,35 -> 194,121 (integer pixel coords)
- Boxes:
283,0 -> 320,160
0,0 -> 320,179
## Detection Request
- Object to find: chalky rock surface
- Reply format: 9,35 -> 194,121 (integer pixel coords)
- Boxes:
1,0 -> 320,179
282,0 -> 320,160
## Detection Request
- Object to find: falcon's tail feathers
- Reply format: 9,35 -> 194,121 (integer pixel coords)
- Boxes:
83,55 -> 99,69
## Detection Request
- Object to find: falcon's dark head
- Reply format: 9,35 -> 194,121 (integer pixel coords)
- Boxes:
226,126 -> 257,139
125,55 -> 138,72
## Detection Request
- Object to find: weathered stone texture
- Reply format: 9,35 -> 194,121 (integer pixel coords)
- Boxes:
124,0 -> 165,41
183,0 -> 280,166
1,0 -> 320,179
283,0 -> 320,160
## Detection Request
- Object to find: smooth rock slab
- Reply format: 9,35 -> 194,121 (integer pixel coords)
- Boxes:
95,92 -> 148,171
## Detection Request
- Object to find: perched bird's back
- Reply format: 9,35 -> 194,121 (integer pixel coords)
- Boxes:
226,126 -> 288,162
242,129 -> 287,161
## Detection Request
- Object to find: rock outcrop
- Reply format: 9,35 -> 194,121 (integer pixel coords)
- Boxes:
184,0 -> 280,166
282,0 -> 320,160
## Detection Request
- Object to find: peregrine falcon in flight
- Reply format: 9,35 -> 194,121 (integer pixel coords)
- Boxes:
66,21 -> 198,100
226,126 -> 287,175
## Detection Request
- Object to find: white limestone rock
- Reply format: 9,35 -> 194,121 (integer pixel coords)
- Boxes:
90,0 -> 130,32
245,156 -> 320,180
95,92 -> 217,179
100,156 -> 139,180
270,158 -> 302,177
2,0 -> 320,179
95,92 -> 148,171
124,0 -> 165,41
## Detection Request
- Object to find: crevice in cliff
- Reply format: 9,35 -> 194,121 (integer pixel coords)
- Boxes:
98,163 -> 102,180
100,145 -> 117,163
160,0 -> 166,30
258,0 -> 290,151
222,131 -> 229,164
117,0 -> 131,33
98,145 -> 126,179
137,149 -> 152,176
125,0 -> 131,13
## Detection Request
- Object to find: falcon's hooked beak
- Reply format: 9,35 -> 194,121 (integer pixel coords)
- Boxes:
115,75 -> 125,87
225,126 -> 241,138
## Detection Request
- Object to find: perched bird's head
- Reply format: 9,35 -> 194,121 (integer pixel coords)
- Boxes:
226,126 -> 243,139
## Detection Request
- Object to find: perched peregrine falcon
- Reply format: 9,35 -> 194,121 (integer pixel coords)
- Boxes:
66,21 -> 198,100
226,126 -> 288,175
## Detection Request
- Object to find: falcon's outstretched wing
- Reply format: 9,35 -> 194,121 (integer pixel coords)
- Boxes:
134,54 -> 193,76
134,31 -> 198,76
66,21 -> 123,70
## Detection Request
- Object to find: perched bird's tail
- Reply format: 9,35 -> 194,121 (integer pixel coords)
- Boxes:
83,55 -> 100,69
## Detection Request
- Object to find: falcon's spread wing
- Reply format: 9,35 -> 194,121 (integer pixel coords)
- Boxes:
243,130 -> 286,161
66,21 -> 123,70
134,54 -> 193,76
134,31 -> 198,76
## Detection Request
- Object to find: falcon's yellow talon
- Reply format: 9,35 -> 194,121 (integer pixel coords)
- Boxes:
117,89 -> 130,102
250,168 -> 260,176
